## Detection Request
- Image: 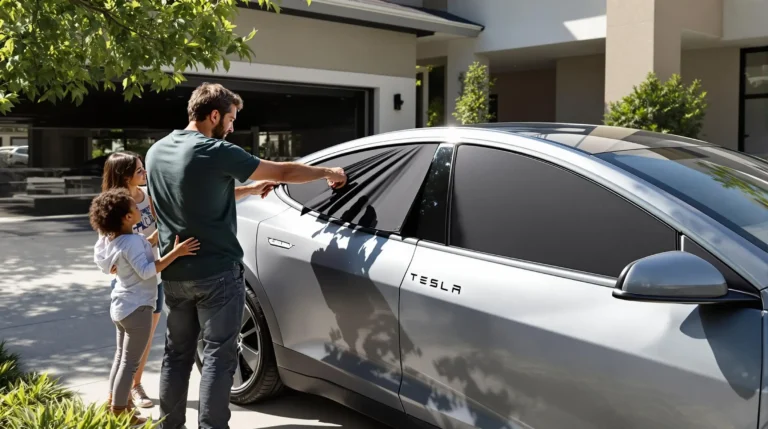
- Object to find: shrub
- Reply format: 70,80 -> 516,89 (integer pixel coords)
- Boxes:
427,97 -> 445,127
0,341 -> 156,429
453,62 -> 496,125
604,72 -> 708,138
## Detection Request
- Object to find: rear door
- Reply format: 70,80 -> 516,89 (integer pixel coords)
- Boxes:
256,143 -> 438,411
399,143 -> 762,429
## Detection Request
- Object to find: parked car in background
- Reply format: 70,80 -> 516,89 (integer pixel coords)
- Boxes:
0,147 -> 14,167
0,146 -> 28,167
202,123 -> 768,429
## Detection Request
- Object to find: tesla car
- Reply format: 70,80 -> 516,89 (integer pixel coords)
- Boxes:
198,123 -> 768,429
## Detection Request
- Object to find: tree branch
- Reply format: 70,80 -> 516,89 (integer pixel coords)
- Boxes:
68,0 -> 163,43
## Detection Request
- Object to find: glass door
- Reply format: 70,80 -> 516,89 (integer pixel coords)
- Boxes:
741,47 -> 768,156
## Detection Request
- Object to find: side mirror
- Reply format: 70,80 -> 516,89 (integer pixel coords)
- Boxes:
613,251 -> 736,304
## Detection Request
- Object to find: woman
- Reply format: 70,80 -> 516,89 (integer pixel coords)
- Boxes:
102,151 -> 161,409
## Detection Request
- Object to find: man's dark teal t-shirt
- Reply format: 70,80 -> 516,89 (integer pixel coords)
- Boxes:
146,130 -> 260,281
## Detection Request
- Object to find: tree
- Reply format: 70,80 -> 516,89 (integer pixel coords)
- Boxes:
453,61 -> 495,125
604,72 -> 708,138
0,0 -> 310,114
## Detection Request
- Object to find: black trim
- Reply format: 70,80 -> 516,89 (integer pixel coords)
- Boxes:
739,46 -> 768,152
681,235 -> 760,295
401,143 -> 454,244
243,265 -> 284,345
612,288 -> 761,309
244,3 -> 434,37
444,142 -> 459,246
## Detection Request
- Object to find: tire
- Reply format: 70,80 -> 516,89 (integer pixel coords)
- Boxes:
194,285 -> 284,405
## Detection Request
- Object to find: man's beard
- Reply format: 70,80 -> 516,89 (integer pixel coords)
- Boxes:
212,121 -> 228,140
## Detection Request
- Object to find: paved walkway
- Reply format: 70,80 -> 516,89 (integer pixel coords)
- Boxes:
0,216 -> 387,428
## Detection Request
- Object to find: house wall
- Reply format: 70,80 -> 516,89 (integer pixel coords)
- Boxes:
556,54 -> 606,125
447,0 -> 606,54
492,69 -> 556,122
226,9 -> 418,133
723,0 -> 768,41
234,8 -> 418,78
681,47 -> 741,149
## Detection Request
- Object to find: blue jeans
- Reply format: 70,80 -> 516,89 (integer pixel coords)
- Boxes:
158,264 -> 245,429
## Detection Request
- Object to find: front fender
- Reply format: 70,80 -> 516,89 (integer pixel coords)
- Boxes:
243,263 -> 284,346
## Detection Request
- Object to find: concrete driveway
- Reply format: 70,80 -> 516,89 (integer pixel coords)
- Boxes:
0,216 -> 388,428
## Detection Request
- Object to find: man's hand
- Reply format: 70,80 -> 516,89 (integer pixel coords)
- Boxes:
235,180 -> 279,201
326,167 -> 347,189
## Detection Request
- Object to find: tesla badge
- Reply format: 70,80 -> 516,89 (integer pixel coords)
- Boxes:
410,273 -> 461,295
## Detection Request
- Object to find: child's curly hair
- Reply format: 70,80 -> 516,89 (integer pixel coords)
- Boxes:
89,188 -> 134,237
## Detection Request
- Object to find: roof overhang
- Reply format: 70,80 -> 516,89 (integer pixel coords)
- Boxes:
248,0 -> 483,38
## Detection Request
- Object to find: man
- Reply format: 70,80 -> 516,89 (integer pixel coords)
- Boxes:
146,82 -> 346,429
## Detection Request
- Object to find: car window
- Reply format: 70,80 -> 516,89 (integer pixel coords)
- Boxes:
286,144 -> 439,232
599,147 -> 768,255
402,144 -> 454,243
449,145 -> 677,277
17,147 -> 27,155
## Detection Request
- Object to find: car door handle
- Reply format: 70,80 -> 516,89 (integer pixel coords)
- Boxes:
268,238 -> 294,249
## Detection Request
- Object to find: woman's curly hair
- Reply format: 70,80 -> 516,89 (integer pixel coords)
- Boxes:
89,188 -> 134,237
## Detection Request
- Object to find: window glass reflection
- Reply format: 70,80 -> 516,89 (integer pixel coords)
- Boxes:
599,146 -> 768,253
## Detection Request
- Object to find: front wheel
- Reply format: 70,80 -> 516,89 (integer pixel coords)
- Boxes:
194,286 -> 284,405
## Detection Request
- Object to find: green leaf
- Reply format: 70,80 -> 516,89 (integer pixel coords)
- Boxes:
0,0 -> 268,113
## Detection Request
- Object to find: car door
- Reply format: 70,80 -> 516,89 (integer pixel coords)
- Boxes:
256,142 -> 439,411
399,143 -> 762,429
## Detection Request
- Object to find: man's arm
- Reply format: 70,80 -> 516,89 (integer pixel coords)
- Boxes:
249,160 -> 347,188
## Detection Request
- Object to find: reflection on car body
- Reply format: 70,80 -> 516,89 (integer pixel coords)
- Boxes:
198,123 -> 768,429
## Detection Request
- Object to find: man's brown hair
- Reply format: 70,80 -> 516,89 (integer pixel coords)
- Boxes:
187,82 -> 243,122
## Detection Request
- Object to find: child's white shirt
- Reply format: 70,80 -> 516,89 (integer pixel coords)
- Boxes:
94,234 -> 158,321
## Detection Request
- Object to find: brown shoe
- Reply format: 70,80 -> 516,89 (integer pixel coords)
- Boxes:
111,406 -> 148,427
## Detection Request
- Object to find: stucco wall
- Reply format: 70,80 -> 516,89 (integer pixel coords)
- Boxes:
681,47 -> 740,149
492,70 -> 556,122
234,8 -> 417,78
723,0 -> 768,41
556,55 -> 606,125
447,0 -> 606,54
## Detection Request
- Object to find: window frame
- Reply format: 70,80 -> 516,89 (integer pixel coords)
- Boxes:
401,142 -> 456,244
276,141 -> 441,238
443,142 -> 680,278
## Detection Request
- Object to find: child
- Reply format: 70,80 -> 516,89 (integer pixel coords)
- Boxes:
90,188 -> 200,426
101,151 -> 161,409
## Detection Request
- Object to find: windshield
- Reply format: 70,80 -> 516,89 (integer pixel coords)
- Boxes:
598,146 -> 768,253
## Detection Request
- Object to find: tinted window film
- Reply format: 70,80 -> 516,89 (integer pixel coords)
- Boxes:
599,147 -> 768,254
450,145 -> 677,277
287,144 -> 438,232
402,144 -> 454,243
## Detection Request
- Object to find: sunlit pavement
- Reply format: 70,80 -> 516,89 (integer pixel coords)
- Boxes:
0,216 -> 388,428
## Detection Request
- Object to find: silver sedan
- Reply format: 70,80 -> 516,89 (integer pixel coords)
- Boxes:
197,123 -> 768,429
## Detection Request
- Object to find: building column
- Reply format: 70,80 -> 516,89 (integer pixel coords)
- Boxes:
605,0 -> 722,105
445,38 -> 488,125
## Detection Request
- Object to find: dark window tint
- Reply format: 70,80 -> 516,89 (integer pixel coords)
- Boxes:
402,145 -> 454,243
287,144 -> 438,232
17,147 -> 27,155
599,147 -> 768,254
450,145 -> 677,276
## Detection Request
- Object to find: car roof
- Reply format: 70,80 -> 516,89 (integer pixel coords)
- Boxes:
465,122 -> 717,155
300,122 -> 721,165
